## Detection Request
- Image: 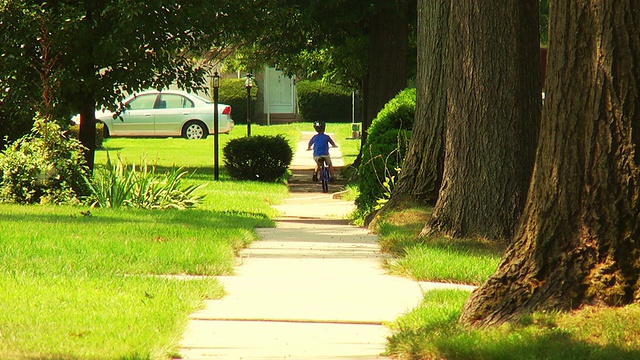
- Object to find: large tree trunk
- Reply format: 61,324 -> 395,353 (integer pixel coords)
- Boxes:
356,4 -> 410,166
460,0 -> 640,327
423,1 -> 541,241
385,0 -> 449,210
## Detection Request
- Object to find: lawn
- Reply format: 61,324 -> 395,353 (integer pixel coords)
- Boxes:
375,205 -> 640,359
0,122 -> 360,359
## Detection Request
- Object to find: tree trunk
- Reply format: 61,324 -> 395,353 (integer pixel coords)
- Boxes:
423,0 -> 541,241
385,0 -> 449,210
460,0 -> 640,327
77,5 -> 97,171
356,4 -> 410,166
79,95 -> 96,171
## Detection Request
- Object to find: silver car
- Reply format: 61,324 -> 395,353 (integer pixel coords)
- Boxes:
92,90 -> 234,139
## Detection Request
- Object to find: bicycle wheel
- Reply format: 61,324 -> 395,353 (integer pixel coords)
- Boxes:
321,165 -> 329,193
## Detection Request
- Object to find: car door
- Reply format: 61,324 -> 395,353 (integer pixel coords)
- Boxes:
111,93 -> 158,136
154,93 -> 195,136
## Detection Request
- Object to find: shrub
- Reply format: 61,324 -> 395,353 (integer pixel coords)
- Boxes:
356,88 -> 416,214
87,154 -> 205,209
215,78 -> 258,125
68,122 -> 106,148
0,118 -> 91,204
223,135 -> 293,182
297,80 -> 355,123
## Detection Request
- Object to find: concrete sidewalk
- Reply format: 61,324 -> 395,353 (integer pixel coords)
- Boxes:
177,132 -> 473,359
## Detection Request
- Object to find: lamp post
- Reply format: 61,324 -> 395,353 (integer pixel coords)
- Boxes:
245,73 -> 253,137
212,71 -> 220,181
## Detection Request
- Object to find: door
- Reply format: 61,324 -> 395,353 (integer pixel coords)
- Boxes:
112,93 -> 158,136
265,67 -> 295,114
154,93 -> 195,136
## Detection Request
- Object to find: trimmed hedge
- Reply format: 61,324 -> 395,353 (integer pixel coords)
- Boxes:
356,88 -> 416,213
215,78 -> 258,125
297,80 -> 354,123
223,135 -> 293,182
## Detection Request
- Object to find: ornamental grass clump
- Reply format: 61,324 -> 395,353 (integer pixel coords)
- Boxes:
88,154 -> 204,209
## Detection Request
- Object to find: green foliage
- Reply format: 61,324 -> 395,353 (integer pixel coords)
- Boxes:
223,135 -> 293,182
296,80 -> 354,123
356,88 -> 415,213
540,0 -> 549,45
0,109 -> 34,148
88,154 -> 205,209
0,118 -> 90,204
68,123 -> 105,148
216,78 -> 258,125
0,0 -> 248,135
374,168 -> 400,211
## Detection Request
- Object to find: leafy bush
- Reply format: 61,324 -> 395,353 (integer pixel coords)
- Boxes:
356,88 -> 416,214
216,78 -> 258,125
0,118 -> 91,204
223,135 -> 293,182
297,80 -> 355,123
87,154 -> 205,209
68,122 -> 106,148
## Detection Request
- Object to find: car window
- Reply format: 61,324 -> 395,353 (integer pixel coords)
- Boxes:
127,94 -> 157,110
159,94 -> 194,109
192,93 -> 213,104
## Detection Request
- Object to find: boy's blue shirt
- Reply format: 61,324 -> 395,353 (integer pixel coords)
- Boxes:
308,133 -> 335,157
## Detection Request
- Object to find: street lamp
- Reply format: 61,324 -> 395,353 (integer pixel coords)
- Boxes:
245,73 -> 253,137
213,71 -> 220,181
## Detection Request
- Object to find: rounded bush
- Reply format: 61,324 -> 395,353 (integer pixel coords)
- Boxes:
223,135 -> 293,182
356,88 -> 416,213
0,118 -> 91,204
297,80 -> 355,123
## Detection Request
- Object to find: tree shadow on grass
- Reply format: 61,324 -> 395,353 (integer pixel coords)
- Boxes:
389,314 -> 640,360
0,207 -> 274,230
435,329 -> 640,360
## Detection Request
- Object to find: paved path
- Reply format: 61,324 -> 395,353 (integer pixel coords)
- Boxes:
177,132 -> 474,359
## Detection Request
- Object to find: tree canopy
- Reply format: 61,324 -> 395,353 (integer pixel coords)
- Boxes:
0,0 -> 252,165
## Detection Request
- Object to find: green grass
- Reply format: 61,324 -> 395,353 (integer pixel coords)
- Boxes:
378,207 -> 640,359
326,122 -> 361,167
386,290 -> 640,360
0,274 -> 221,359
0,124 -> 319,359
95,123 -> 311,175
374,206 -> 503,285
389,237 -> 502,285
0,123 -> 361,359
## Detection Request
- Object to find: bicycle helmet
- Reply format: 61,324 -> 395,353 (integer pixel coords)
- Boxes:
313,121 -> 326,133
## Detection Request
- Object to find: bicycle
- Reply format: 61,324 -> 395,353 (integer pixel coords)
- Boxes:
317,157 -> 330,193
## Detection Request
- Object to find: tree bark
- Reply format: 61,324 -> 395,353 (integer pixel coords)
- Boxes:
385,0 -> 449,210
460,0 -> 640,327
357,3 -> 411,166
77,4 -> 97,171
423,0 -> 541,241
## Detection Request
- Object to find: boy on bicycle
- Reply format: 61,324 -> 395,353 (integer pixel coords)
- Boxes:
307,121 -> 338,182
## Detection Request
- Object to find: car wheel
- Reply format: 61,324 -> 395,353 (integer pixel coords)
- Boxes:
183,121 -> 208,139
